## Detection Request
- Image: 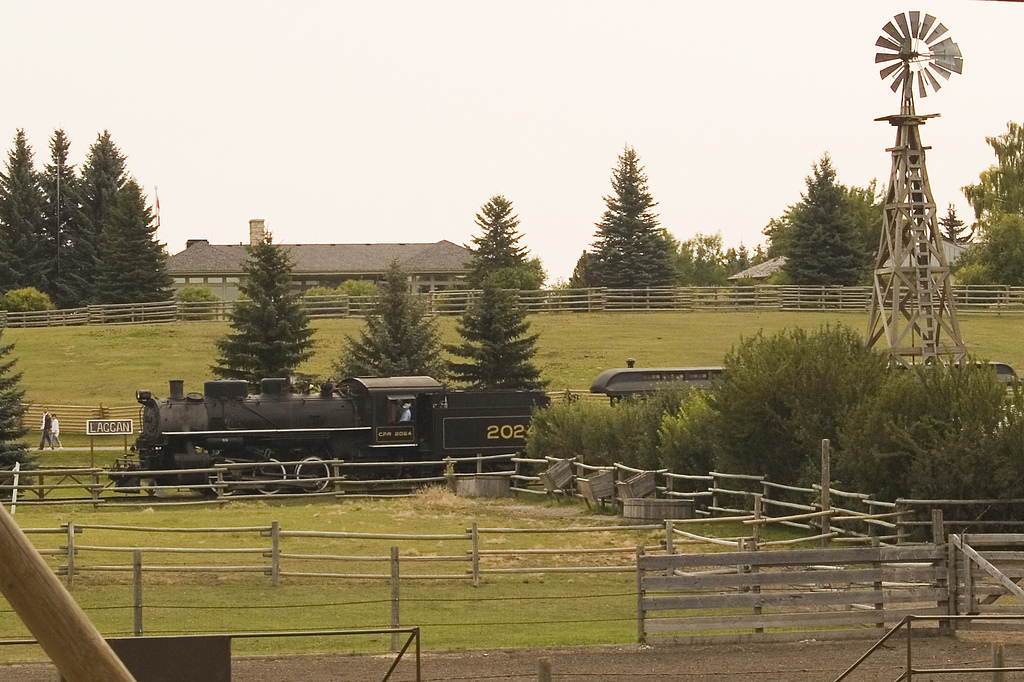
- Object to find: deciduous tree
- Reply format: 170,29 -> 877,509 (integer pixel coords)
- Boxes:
963,120 -> 1024,225
213,234 -> 314,388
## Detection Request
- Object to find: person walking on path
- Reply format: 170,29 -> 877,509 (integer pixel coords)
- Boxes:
50,414 -> 63,450
39,410 -> 53,450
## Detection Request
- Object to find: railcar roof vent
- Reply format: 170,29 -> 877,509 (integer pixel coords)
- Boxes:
204,380 -> 249,400
260,377 -> 290,396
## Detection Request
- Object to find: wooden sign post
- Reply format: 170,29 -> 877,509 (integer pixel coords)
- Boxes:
0,501 -> 137,682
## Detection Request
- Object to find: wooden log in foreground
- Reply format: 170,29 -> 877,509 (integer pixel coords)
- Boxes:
0,502 -> 136,682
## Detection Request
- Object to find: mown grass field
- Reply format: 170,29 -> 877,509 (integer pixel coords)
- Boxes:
7,310 -> 1024,407
1,490 -> 798,659
2,310 -> 1023,657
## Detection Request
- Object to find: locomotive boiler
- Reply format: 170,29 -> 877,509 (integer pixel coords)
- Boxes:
131,375 -> 548,494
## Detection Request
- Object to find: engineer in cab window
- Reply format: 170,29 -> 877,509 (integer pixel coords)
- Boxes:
398,401 -> 412,423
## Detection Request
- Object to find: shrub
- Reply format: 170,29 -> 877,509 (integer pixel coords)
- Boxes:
708,324 -> 888,486
1,288 -> 55,312
526,385 -> 690,469
837,364 -> 1024,502
174,285 -> 220,303
338,279 -> 379,297
302,286 -> 338,298
659,391 -> 718,474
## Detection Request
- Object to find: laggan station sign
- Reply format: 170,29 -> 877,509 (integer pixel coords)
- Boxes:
86,419 -> 134,436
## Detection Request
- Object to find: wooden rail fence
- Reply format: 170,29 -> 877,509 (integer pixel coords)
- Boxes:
3,284 -> 1023,328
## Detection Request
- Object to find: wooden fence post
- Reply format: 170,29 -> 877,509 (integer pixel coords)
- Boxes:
636,545 -> 646,644
471,523 -> 480,588
931,508 -> 944,545
821,439 -> 831,548
133,550 -> 143,636
665,520 -> 674,556
65,522 -> 75,590
992,642 -> 1005,682
90,471 -> 101,510
752,495 -> 762,549
537,658 -> 552,682
270,521 -> 280,587
390,546 -> 400,652
896,500 -> 908,544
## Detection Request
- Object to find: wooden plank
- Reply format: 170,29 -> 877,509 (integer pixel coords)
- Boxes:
639,545 -> 942,571
647,628 -> 930,646
645,606 -> 945,633
644,586 -> 943,611
955,538 -> 1024,604
962,534 -> 1024,546
643,567 -> 883,591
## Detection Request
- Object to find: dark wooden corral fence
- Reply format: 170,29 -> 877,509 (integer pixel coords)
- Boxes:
637,543 -> 952,644
2,284 -> 1023,328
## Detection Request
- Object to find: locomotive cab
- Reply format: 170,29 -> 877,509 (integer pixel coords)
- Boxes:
337,376 -> 443,448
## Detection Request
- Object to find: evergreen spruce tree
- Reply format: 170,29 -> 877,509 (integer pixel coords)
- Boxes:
213,234 -> 314,388
939,204 -> 974,244
0,327 -> 31,470
590,146 -> 674,288
335,261 -> 443,378
466,195 -> 544,289
446,282 -> 546,390
40,130 -> 91,308
78,131 -> 128,302
0,130 -> 48,294
784,154 -> 865,285
92,179 -> 171,303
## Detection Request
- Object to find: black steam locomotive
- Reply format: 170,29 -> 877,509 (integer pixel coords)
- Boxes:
131,376 -> 548,493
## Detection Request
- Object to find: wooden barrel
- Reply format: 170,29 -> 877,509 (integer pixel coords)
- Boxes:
457,474 -> 511,498
623,498 -> 694,524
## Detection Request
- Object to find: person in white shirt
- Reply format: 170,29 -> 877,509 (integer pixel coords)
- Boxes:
50,414 -> 63,450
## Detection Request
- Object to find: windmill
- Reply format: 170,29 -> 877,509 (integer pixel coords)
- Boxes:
866,11 -> 967,366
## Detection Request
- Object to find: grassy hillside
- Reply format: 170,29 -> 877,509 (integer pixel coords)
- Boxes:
5,311 -> 1023,406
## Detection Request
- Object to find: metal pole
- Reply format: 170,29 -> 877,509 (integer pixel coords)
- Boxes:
471,523 -> 480,588
271,521 -> 280,587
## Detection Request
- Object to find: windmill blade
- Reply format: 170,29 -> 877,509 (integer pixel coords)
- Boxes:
931,37 -> 963,74
876,35 -> 902,52
923,67 -> 942,92
909,11 -> 921,39
882,21 -> 907,46
876,51 -> 902,64
930,62 -> 953,80
925,22 -> 948,44
918,72 -> 928,98
894,13 -> 913,43
891,70 -> 907,93
880,62 -> 904,80
919,14 -> 937,39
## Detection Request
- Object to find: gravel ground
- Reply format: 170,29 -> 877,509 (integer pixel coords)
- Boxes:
3,637 -> 1022,681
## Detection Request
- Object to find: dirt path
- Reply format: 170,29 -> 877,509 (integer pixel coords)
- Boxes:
3,637 -> 1022,681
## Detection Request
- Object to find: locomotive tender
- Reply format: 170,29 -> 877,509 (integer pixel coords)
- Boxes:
133,376 -> 549,492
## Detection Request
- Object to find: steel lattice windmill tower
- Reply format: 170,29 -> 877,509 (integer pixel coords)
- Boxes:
866,11 -> 967,366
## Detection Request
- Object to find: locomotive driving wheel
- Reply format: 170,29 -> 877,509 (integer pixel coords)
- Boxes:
294,456 -> 332,494
252,459 -> 287,495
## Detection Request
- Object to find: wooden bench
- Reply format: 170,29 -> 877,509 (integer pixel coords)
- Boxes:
577,469 -> 615,509
616,471 -> 656,501
538,459 -> 574,497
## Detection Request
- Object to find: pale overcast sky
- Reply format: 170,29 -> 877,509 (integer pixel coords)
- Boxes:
1,1 -> 1021,281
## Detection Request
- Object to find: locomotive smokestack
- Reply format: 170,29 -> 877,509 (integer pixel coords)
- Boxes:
169,380 -> 184,400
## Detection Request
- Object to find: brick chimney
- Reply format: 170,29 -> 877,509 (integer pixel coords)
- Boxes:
249,218 -> 266,245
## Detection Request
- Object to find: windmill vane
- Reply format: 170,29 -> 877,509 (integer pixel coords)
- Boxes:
875,11 -> 963,99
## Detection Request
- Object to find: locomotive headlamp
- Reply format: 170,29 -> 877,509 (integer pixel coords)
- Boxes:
136,390 -> 152,403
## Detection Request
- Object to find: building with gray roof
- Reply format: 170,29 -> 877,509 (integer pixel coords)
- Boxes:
167,219 -> 472,300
